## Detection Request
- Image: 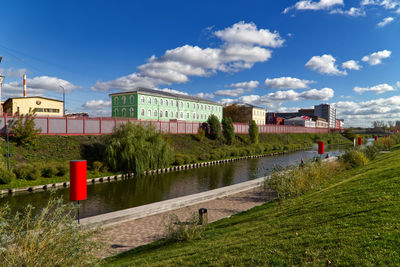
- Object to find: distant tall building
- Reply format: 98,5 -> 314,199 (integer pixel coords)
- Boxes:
314,104 -> 336,128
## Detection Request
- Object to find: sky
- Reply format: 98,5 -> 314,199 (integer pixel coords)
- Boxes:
0,0 -> 399,127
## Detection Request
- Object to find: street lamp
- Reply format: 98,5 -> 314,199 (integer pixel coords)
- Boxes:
59,85 -> 65,116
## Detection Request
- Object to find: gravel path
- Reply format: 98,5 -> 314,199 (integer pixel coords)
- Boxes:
99,186 -> 275,258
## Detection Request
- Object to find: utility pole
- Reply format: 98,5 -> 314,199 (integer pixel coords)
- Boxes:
59,85 -> 65,116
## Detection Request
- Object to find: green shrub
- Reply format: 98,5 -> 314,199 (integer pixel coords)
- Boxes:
41,164 -> 58,178
207,115 -> 221,140
56,164 -> 68,177
105,123 -> 174,175
197,128 -> 206,142
165,213 -> 204,242
249,120 -> 259,144
174,154 -> 185,165
364,145 -> 380,160
26,165 -> 41,180
13,164 -> 31,180
341,150 -> 369,168
222,117 -> 235,145
0,167 -> 16,184
10,111 -> 40,146
92,161 -> 103,174
0,196 -> 102,265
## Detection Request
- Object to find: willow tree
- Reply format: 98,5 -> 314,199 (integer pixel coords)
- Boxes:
104,123 -> 174,175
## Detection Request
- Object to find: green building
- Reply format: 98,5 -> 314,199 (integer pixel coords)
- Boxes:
110,88 -> 223,122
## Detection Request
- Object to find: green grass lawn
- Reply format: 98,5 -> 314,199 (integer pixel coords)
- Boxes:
105,149 -> 400,266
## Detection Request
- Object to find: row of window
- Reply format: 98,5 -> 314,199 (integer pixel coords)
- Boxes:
113,95 -> 221,112
115,107 -> 220,120
33,108 -> 60,113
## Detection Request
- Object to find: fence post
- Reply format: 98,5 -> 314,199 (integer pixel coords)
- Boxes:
83,117 -> 86,135
99,117 -> 102,135
47,117 -> 50,134
66,116 -> 68,135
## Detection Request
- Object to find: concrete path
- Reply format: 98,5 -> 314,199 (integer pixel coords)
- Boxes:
98,185 -> 276,258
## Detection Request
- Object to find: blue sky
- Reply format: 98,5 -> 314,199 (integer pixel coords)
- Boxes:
0,0 -> 399,126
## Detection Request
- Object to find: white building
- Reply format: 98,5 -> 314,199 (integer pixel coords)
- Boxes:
284,116 -> 316,128
314,104 -> 336,128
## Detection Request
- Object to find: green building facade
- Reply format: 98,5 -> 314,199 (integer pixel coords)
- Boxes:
110,88 -> 223,122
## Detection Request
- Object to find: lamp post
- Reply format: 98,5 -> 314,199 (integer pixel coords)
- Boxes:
0,75 -> 4,103
59,85 -> 65,116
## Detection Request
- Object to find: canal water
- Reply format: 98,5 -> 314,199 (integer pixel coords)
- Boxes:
0,144 -> 349,218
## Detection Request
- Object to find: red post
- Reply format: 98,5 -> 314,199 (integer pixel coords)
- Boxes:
83,117 -> 86,135
66,117 -> 68,135
69,160 -> 87,201
318,141 -> 324,155
374,136 -> 378,141
357,137 -> 362,146
99,117 -> 102,135
47,117 -> 50,134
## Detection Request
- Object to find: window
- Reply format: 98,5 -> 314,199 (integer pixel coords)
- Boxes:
180,101 -> 183,108
130,95 -> 134,104
148,96 -> 151,104
208,105 -> 210,111
166,99 -> 169,106
197,113 -> 199,119
114,97 -> 118,104
197,104 -> 199,109
186,102 -> 189,108
122,96 -> 126,104
180,112 -> 183,119
193,112 -> 196,119
114,108 -> 118,116
212,106 -> 214,111
176,101 -> 179,107
141,109 -> 145,116
171,100 -> 173,106
130,108 -> 134,117
160,98 -> 163,105
154,98 -> 158,105
186,112 -> 189,119
122,108 -> 126,117
160,110 -> 163,118
148,109 -> 151,117
154,109 -> 158,117
193,103 -> 195,109
141,96 -> 145,104
165,110 -> 168,118
201,104 -> 203,110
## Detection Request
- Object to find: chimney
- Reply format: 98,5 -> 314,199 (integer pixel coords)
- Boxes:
23,74 -> 27,97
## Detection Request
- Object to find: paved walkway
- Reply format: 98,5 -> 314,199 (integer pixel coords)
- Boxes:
98,186 -> 275,258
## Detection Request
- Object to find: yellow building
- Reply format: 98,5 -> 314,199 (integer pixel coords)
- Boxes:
3,96 -> 63,116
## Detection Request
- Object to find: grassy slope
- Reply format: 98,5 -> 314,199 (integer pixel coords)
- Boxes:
0,133 -> 349,190
106,148 -> 400,266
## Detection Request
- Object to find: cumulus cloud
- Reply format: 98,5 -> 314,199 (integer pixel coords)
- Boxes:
330,7 -> 366,16
230,80 -> 259,89
2,76 -> 80,98
157,88 -> 188,95
214,88 -> 246,97
353,83 -> 395,94
214,21 -> 285,48
0,68 -> 29,78
299,87 -> 334,100
342,60 -> 362,70
92,22 -> 284,92
397,81 -> 400,88
361,0 -> 400,9
195,92 -> 215,99
83,100 -> 111,108
265,77 -> 314,89
377,17 -> 394,27
284,0 -> 343,13
362,50 -> 392,65
305,54 -> 347,75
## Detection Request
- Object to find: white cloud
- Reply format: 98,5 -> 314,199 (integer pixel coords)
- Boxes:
284,0 -> 343,13
214,21 -> 285,48
214,88 -> 246,97
377,17 -> 394,27
353,83 -> 395,94
305,54 -> 347,75
361,0 -> 400,9
0,68 -> 29,78
195,92 -> 215,99
330,7 -> 366,16
397,81 -> 400,88
92,22 -> 284,92
265,77 -> 314,89
83,100 -> 111,108
2,76 -> 80,98
362,50 -> 392,65
299,87 -> 334,100
342,60 -> 362,70
230,80 -> 259,89
157,88 -> 188,95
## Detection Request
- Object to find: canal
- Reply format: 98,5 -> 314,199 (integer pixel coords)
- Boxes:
0,144 -> 349,218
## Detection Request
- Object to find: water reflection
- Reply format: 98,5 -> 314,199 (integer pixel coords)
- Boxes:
0,144 -> 348,218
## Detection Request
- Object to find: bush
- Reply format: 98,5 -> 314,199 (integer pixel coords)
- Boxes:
343,129 -> 355,141
41,164 -> 58,178
105,123 -> 174,175
165,213 -> 204,242
26,165 -> 41,180
364,145 -> 380,160
207,115 -> 221,140
0,167 -> 16,184
249,120 -> 259,144
174,154 -> 185,165
10,111 -> 40,146
92,161 -> 103,174
0,196 -> 102,265
222,117 -> 235,145
13,164 -> 31,180
197,127 -> 206,142
340,150 -> 369,168
56,164 -> 68,177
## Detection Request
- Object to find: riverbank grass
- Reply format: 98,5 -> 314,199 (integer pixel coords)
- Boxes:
105,148 -> 400,266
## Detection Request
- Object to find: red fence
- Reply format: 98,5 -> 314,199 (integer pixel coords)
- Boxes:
0,115 -> 333,135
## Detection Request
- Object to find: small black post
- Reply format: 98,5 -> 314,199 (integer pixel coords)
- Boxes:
77,200 -> 80,224
198,208 -> 208,225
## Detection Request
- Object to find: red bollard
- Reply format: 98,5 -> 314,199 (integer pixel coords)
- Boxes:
374,136 -> 378,141
318,141 -> 324,155
70,160 -> 87,223
357,137 -> 362,146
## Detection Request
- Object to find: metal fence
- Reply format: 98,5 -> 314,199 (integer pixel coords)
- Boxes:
0,115 -> 333,135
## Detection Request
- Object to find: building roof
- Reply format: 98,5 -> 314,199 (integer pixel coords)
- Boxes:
3,96 -> 63,105
109,87 -> 222,106
239,103 -> 265,110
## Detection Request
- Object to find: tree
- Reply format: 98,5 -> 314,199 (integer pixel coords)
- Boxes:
11,111 -> 40,146
207,114 -> 222,140
249,120 -> 259,144
105,123 -> 174,175
223,104 -> 250,123
222,117 -> 235,145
